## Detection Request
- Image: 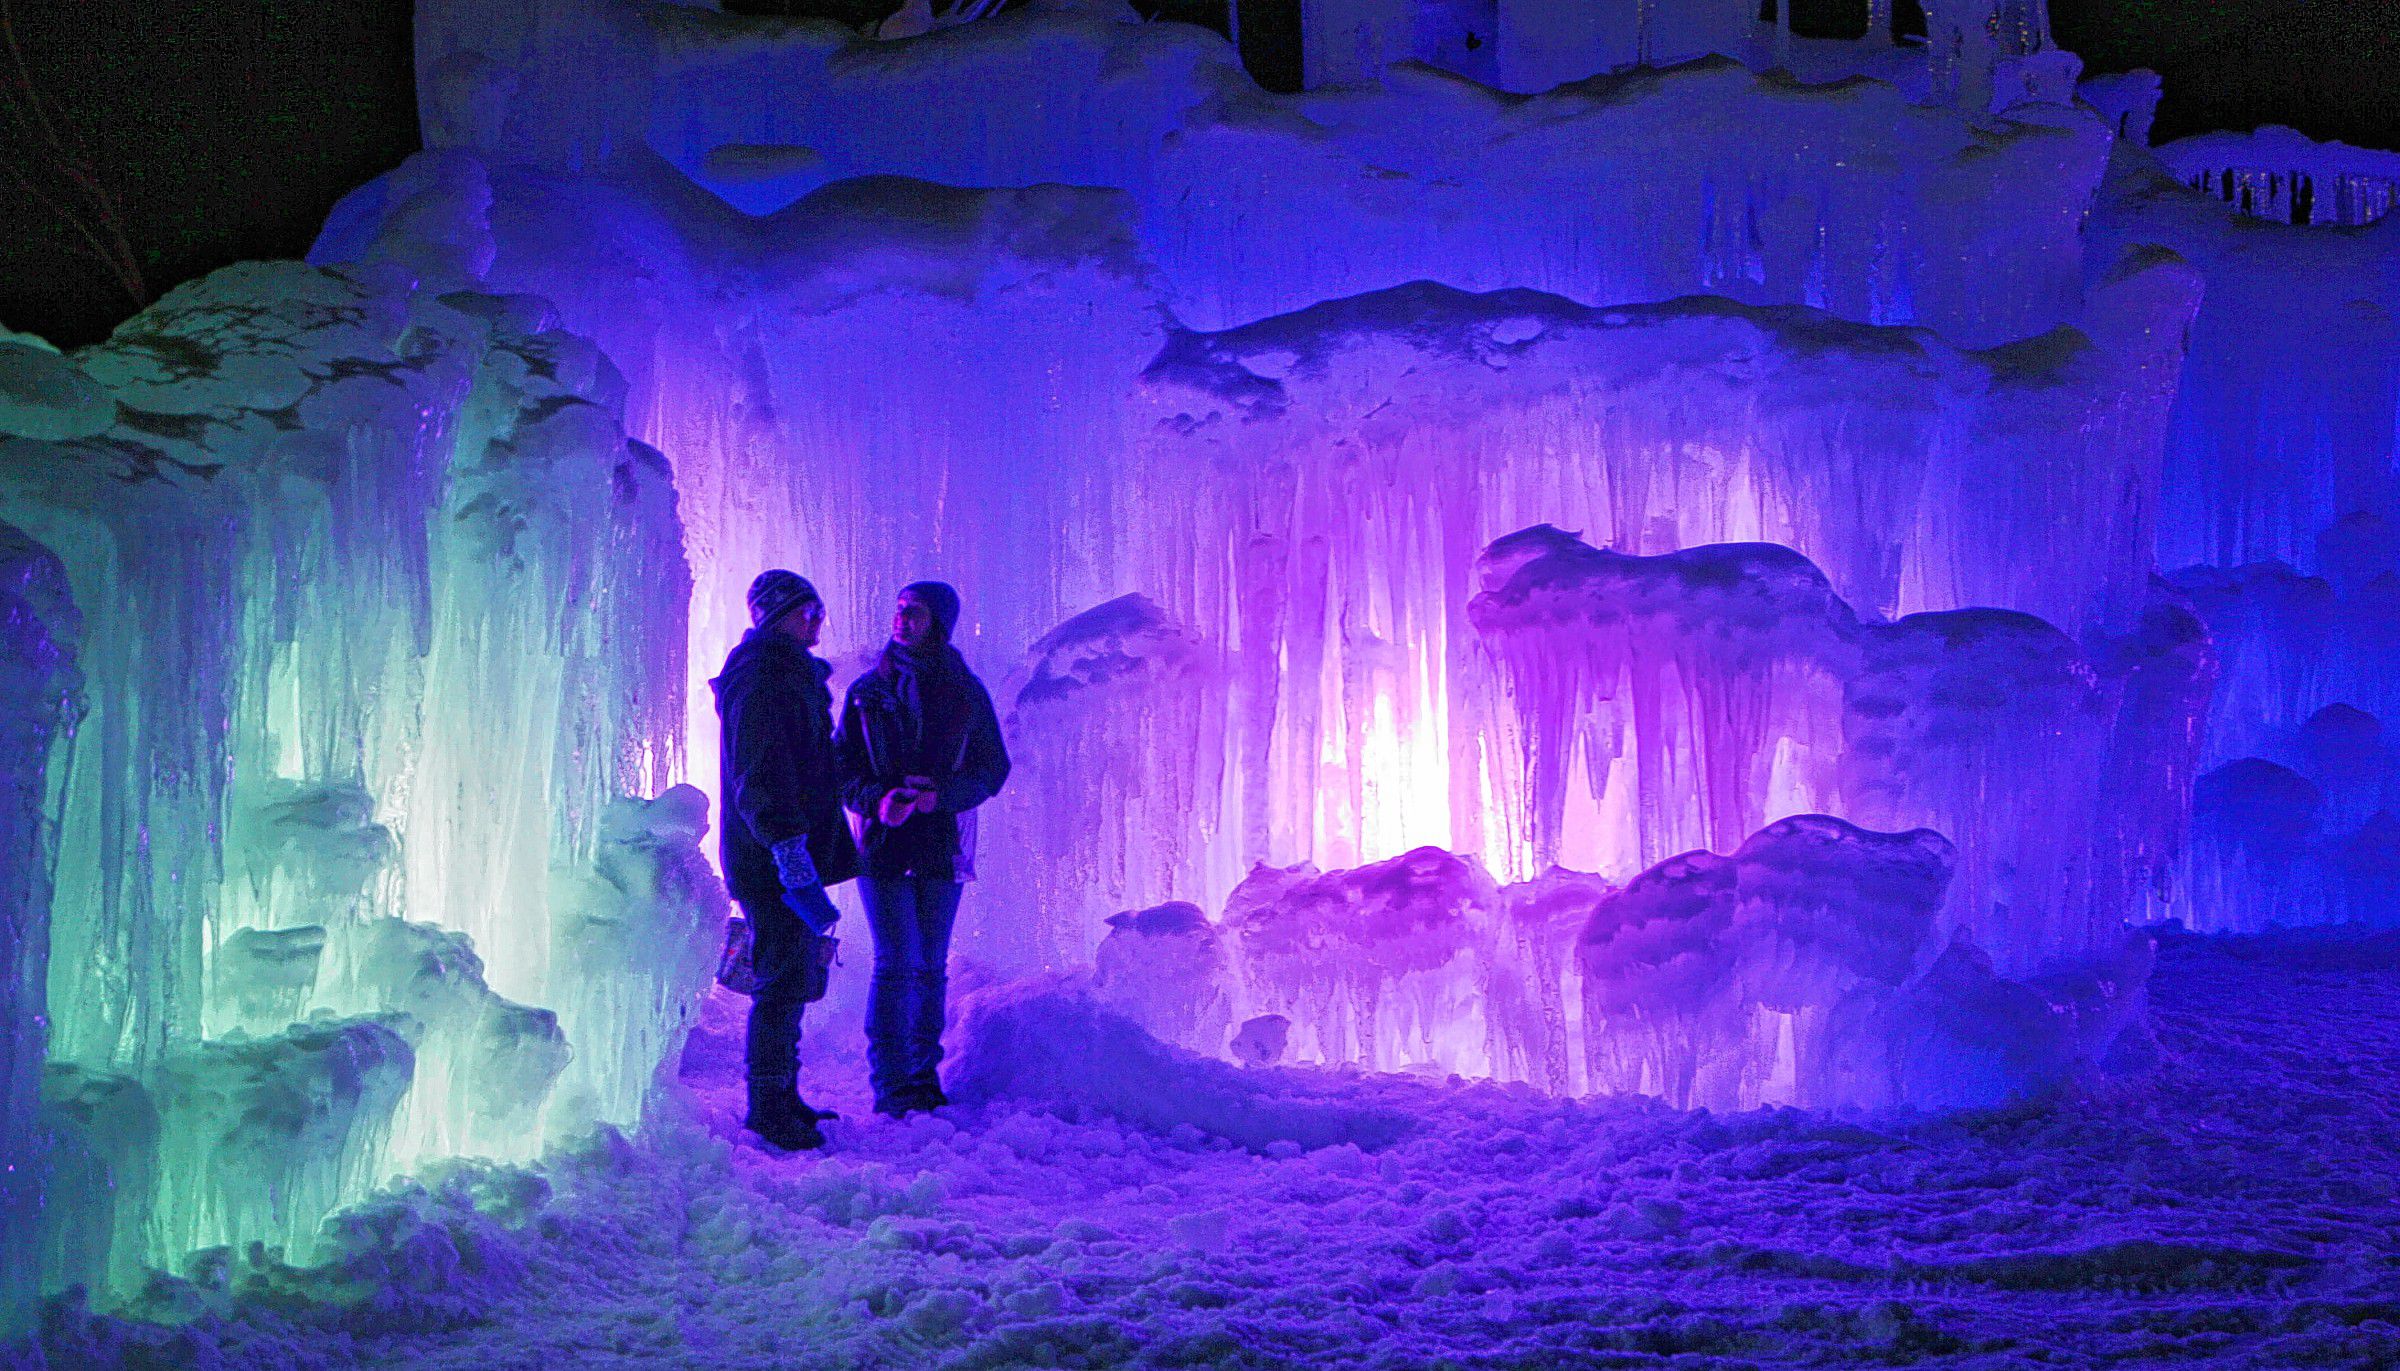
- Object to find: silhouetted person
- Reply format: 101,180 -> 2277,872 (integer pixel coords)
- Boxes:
837,581 -> 1010,1116
713,570 -> 857,1150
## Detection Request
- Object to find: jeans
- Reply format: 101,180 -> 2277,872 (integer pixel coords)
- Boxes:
743,883 -> 841,1091
860,874 -> 964,1104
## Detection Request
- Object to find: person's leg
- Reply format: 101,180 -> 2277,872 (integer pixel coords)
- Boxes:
741,896 -> 821,1148
905,877 -> 965,1101
861,874 -> 926,1109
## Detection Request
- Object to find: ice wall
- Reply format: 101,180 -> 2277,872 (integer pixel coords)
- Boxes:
2096,139 -> 2400,934
1469,525 -> 2213,975
1,257 -> 694,1299
0,524 -> 76,1337
2089,145 -> 2400,581
2159,127 -> 2400,229
1086,813 -> 2135,1110
311,133 -> 2200,974
414,2 -> 2108,347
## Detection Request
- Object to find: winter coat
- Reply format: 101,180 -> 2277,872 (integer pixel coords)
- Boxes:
837,642 -> 1011,881
711,628 -> 861,902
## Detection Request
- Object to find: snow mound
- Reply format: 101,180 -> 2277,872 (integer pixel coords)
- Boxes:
950,978 -> 1415,1154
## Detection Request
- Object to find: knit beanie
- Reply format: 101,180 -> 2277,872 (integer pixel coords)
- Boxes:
901,580 -> 962,640
748,569 -> 820,631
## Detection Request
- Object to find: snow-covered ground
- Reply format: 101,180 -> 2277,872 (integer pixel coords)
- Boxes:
44,930 -> 2400,1370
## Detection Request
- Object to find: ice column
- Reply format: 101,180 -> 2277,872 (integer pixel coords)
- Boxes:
0,526 -> 76,1336
546,787 -> 725,1129
982,596 -> 1229,972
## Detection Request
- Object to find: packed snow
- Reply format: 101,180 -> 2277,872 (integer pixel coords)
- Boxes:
29,931 -> 2400,1369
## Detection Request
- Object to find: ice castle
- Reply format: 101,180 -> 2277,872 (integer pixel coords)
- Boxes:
3,0 -> 2395,1326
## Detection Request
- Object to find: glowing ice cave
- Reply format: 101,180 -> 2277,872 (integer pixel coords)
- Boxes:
4,0 -> 2399,1353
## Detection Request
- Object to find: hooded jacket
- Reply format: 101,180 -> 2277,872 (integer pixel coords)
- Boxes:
711,628 -> 860,902
837,642 -> 1011,881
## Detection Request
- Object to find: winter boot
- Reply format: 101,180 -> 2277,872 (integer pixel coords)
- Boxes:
746,1075 -> 827,1151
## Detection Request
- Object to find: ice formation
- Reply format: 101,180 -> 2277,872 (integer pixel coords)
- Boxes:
1091,900 -> 1234,1058
984,596 -> 1227,972
1578,814 -> 2143,1111
8,0 -> 2400,1326
1304,0 -> 2058,107
0,525 -> 76,1335
1063,814 -> 2139,1110
2158,126 -> 2400,228
1467,524 -> 2210,975
1,259 -> 693,1305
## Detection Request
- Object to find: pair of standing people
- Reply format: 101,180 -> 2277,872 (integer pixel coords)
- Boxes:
712,572 -> 1011,1151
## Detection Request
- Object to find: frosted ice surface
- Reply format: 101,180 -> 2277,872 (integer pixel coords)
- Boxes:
1091,901 -> 1233,1057
1469,526 -> 2210,975
1578,814 -> 2126,1111
546,786 -> 726,1129
984,596 -> 1226,972
149,1017 -> 413,1268
1,526 -> 76,1336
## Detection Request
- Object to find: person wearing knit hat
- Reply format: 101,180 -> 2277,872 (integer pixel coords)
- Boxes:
748,569 -> 820,633
835,580 -> 1011,1118
712,568 -> 854,1151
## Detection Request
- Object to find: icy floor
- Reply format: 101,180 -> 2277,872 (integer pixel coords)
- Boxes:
87,932 -> 2400,1370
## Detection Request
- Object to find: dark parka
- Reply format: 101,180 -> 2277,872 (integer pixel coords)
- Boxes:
712,629 -> 860,901
836,646 -> 1011,881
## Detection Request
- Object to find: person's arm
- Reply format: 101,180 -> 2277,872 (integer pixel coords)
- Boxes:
728,669 -> 829,921
836,687 -> 893,818
933,678 -> 1012,814
725,669 -> 811,853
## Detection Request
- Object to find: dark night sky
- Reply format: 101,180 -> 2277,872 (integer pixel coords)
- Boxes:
3,0 -> 2393,349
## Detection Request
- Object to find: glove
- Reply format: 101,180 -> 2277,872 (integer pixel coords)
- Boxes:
770,838 -> 839,936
